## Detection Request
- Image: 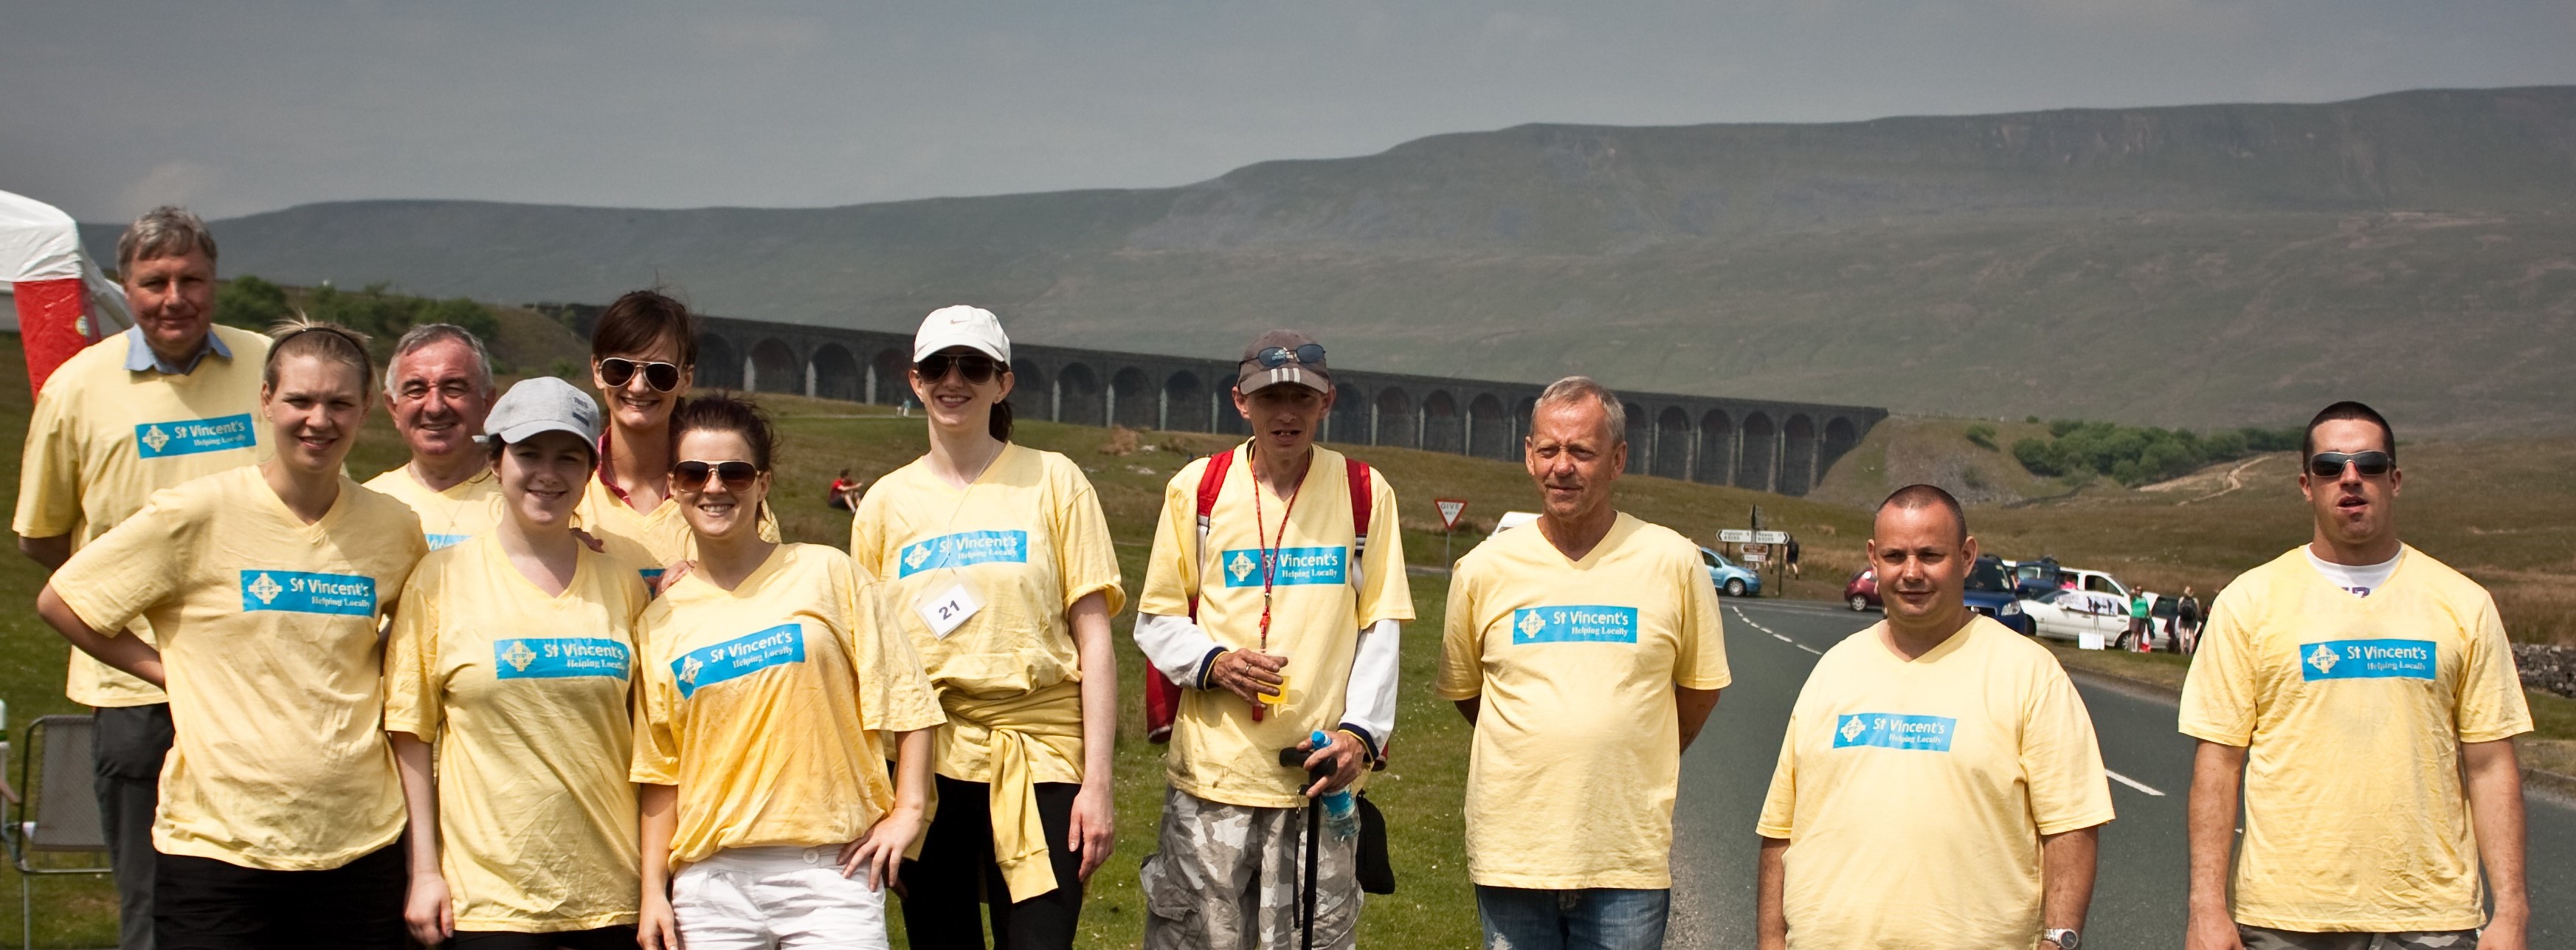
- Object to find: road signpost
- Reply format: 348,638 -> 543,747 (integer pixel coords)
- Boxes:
1741,543 -> 1769,563
1753,530 -> 1788,545
1434,498 -> 1468,565
1718,529 -> 1753,544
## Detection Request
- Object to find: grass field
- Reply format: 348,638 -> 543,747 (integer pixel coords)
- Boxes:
0,328 -> 2569,945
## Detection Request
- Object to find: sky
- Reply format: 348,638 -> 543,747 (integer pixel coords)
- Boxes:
7,1 -> 2575,223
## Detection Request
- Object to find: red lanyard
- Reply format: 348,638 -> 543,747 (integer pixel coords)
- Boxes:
1249,461 -> 1302,653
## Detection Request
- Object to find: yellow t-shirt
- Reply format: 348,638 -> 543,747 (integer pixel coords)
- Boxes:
363,464 -> 502,551
1757,616 -> 2116,950
2178,545 -> 2532,932
1137,445 -> 1414,809
13,326 -> 274,707
849,443 -> 1126,785
1437,513 -> 1730,889
53,467 -> 428,870
629,543 -> 943,866
384,536 -> 649,932
576,469 -> 780,587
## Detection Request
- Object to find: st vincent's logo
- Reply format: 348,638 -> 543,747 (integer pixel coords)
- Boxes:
246,573 -> 283,605
1518,611 -> 1548,639
140,425 -> 172,454
501,641 -> 539,672
904,545 -> 933,571
1228,551 -> 1257,583
678,655 -> 705,688
1840,717 -> 1868,743
2306,644 -> 2340,677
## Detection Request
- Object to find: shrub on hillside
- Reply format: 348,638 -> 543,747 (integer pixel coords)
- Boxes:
213,276 -> 504,357
2014,420 -> 2302,487
1964,423 -> 1997,451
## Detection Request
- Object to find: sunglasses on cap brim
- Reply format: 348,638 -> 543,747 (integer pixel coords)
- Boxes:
598,358 -> 683,393
2307,450 -> 2393,478
671,460 -> 760,492
914,353 -> 1002,384
1247,343 -> 1325,369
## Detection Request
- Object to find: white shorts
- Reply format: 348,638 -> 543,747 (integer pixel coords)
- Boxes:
672,844 -> 890,949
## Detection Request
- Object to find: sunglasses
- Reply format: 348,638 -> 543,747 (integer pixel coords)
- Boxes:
1248,343 -> 1326,370
671,460 -> 760,492
914,353 -> 1001,385
2307,450 -> 2394,478
598,358 -> 683,393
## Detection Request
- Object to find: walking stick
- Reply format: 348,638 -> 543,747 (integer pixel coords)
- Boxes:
1302,796 -> 1321,950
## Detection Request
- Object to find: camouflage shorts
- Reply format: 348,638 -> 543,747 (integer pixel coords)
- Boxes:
1139,787 -> 1361,950
2237,924 -> 2479,949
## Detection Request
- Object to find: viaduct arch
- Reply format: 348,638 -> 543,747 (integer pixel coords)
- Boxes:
646,314 -> 1885,497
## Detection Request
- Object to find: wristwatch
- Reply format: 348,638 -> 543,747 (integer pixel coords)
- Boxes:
2043,928 -> 2080,949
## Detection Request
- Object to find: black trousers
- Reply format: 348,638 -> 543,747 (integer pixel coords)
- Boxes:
95,703 -> 174,950
448,926 -> 637,950
897,775 -> 1085,950
156,843 -> 406,950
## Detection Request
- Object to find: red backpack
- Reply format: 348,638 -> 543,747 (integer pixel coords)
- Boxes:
1144,447 -> 1372,743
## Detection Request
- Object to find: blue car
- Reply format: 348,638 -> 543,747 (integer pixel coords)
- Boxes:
1966,554 -> 2035,636
1699,547 -> 1763,597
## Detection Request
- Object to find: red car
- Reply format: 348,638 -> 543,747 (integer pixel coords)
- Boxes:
1844,568 -> 1879,611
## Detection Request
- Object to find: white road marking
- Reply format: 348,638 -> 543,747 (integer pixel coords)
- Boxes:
1733,605 -> 1823,655
2106,769 -> 2166,796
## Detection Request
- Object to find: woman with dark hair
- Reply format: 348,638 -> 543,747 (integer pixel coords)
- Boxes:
632,395 -> 942,950
848,306 -> 1122,949
575,290 -> 775,585
386,376 -> 650,949
35,320 -> 429,949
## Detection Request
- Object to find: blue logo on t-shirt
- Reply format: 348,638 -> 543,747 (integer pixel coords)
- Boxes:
135,413 -> 256,459
239,571 -> 376,616
672,623 -> 806,698
424,533 -> 470,551
494,638 -> 631,680
1832,713 -> 1957,751
1510,605 -> 1641,644
898,530 -> 1031,578
1219,546 -> 1348,588
2299,639 -> 2437,681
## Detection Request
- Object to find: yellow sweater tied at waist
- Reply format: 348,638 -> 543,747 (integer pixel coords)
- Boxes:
935,678 -> 1085,902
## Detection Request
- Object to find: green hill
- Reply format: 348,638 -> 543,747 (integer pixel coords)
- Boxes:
82,86 -> 2576,435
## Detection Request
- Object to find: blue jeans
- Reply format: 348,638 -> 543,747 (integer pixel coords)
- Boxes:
1474,886 -> 1668,950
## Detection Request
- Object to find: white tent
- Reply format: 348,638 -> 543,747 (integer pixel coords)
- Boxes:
1,190 -> 131,393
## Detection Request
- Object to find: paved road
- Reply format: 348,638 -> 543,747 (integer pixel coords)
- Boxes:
1663,597 -> 2576,949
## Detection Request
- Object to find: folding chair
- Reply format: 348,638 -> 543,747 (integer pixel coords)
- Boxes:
2,715 -> 114,950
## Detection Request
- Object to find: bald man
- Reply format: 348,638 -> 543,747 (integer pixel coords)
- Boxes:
1755,485 -> 2112,950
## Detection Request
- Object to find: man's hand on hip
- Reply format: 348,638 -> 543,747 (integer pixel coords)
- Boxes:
1209,649 -> 1287,706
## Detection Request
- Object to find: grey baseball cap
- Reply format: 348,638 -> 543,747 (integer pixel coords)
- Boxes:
1236,328 -> 1330,393
480,376 -> 602,447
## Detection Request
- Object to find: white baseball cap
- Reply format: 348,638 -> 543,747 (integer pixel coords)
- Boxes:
912,305 -> 1011,363
479,376 -> 602,447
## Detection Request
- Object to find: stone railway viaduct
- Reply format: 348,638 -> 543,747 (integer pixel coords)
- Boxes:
658,314 -> 1884,497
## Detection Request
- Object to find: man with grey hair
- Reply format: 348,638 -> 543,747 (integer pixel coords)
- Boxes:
13,206 -> 273,950
363,323 -> 500,548
1438,376 -> 1727,949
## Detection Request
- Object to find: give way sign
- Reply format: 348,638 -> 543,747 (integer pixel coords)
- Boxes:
1434,498 -> 1469,530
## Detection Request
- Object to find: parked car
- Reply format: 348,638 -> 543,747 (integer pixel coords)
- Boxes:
1845,568 -> 1878,611
2023,588 -> 2133,644
1699,547 -> 1762,597
1965,554 -> 2035,636
2006,558 -> 2131,602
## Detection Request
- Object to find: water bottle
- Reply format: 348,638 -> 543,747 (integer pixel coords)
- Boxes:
1310,730 -> 1359,840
